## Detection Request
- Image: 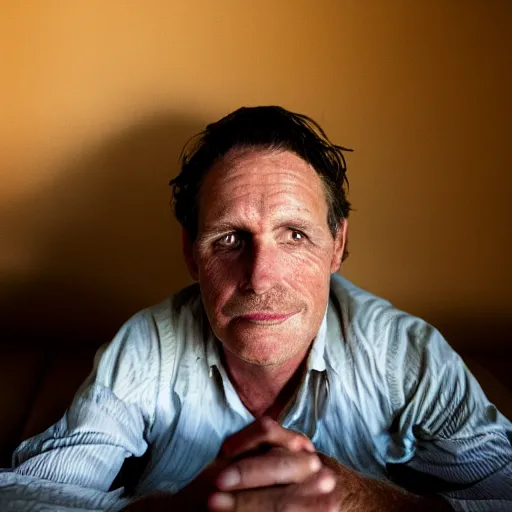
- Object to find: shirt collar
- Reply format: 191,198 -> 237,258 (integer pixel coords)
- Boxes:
307,309 -> 328,373
206,328 -> 223,377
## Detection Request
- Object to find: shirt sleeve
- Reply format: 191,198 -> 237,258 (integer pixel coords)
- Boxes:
0,309 -> 161,511
385,315 -> 512,511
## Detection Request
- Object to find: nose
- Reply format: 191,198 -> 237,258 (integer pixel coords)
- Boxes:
240,239 -> 282,295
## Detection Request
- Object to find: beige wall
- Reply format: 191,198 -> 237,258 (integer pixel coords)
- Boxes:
1,1 -> 510,348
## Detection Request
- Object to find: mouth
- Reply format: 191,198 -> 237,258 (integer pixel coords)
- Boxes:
236,312 -> 298,325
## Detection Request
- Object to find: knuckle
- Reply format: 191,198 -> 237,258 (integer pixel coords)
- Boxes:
318,473 -> 336,493
287,430 -> 314,452
231,464 -> 246,487
297,432 -> 309,443
259,416 -> 277,434
307,453 -> 321,472
287,433 -> 304,450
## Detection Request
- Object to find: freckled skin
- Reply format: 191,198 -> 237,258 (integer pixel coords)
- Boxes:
188,148 -> 346,369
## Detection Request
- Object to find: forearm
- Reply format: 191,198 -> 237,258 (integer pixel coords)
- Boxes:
319,454 -> 453,512
339,475 -> 452,512
0,471 -> 128,512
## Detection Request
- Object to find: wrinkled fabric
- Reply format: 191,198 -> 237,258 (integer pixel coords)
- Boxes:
2,275 -> 511,511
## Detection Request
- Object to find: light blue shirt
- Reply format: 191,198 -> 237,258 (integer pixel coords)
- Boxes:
1,275 -> 511,511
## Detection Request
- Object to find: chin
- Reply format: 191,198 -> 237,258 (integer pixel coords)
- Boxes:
225,332 -> 303,367
235,351 -> 290,367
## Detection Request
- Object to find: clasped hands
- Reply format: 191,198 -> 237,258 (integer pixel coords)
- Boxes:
177,416 -> 342,512
131,416 -> 446,512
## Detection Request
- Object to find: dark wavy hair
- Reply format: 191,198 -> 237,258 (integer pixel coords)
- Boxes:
170,106 -> 352,248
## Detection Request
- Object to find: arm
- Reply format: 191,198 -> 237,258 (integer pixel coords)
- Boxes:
0,310 -> 161,511
318,452 -> 453,511
385,319 -> 512,511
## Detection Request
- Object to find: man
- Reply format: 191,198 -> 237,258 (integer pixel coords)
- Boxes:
1,106 -> 511,511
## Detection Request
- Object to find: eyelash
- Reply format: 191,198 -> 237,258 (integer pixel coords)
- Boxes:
290,229 -> 306,241
216,233 -> 243,249
214,229 -> 307,249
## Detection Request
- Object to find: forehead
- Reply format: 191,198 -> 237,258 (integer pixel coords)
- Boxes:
199,148 -> 327,221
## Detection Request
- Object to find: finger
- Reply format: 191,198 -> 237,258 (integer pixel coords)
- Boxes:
208,492 -> 236,512
294,467 -> 337,496
208,489 -> 282,512
220,416 -> 315,459
208,485 -> 340,512
216,447 -> 321,491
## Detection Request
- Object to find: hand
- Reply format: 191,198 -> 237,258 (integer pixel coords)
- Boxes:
208,417 -> 340,512
209,449 -> 339,511
219,415 -> 316,459
211,424 -> 451,512
128,417 -> 336,511
176,416 -> 333,511
128,418 -> 453,512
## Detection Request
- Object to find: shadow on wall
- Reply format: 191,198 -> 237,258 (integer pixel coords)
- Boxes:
426,315 -> 512,391
1,112 -> 206,350
1,111 -> 511,370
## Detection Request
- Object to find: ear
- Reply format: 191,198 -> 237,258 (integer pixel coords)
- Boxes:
182,228 -> 199,281
330,220 -> 348,273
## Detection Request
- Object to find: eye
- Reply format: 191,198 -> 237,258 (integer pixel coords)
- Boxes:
289,230 -> 306,242
216,233 -> 243,249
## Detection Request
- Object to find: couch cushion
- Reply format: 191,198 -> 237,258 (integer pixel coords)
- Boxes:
0,345 -> 47,467
21,345 -> 99,442
463,355 -> 512,420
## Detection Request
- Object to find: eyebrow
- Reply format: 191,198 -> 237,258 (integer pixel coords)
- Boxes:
200,221 -> 245,237
199,217 -> 318,242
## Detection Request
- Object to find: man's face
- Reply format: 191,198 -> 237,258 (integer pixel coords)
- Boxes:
188,148 -> 345,367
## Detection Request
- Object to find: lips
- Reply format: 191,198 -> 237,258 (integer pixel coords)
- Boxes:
236,312 -> 297,324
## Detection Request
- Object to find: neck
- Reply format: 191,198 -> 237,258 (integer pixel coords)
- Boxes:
222,345 -> 311,420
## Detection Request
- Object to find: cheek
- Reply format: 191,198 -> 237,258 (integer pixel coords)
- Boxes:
287,246 -> 334,281
199,256 -> 239,311
280,250 -> 333,309
294,248 -> 331,270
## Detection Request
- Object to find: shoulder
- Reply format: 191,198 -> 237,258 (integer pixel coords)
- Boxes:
147,283 -> 205,344
327,275 -> 465,419
327,274 -> 458,388
94,283 -> 204,396
329,274 -> 453,355
329,274 -> 395,337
